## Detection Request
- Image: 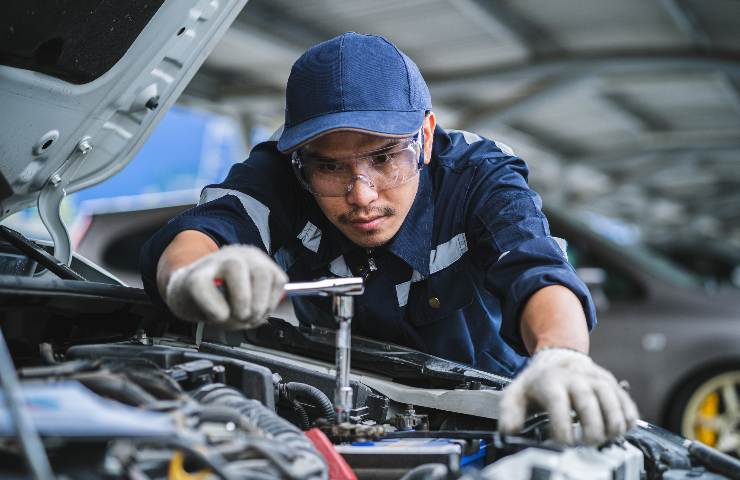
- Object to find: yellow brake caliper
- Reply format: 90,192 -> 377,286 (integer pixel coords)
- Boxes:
695,391 -> 720,446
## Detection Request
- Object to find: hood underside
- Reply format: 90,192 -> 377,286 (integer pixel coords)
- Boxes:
0,0 -> 247,262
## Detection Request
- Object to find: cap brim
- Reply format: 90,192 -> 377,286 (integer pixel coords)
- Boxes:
277,110 -> 425,152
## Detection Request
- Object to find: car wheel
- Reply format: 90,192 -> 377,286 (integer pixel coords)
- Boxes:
669,370 -> 740,456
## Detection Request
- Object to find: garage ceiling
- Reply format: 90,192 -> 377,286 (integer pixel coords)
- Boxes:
184,0 -> 740,249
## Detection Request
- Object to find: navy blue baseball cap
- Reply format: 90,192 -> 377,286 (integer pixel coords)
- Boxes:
277,32 -> 432,153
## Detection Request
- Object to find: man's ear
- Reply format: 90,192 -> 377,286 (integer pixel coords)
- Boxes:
423,111 -> 436,165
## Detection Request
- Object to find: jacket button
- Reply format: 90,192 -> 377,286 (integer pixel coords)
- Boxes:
428,297 -> 441,309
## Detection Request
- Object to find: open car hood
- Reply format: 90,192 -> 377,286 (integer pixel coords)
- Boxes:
0,0 -> 246,263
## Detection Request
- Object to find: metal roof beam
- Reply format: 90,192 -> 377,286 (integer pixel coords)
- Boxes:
234,1 -> 335,50
428,54 -> 740,88
718,72 -> 740,117
571,130 -> 740,168
600,92 -> 672,131
504,121 -> 586,158
452,0 -> 561,57
659,0 -> 712,51
186,66 -> 284,100
458,73 -> 593,128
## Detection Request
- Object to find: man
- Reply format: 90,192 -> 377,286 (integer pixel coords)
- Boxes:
140,32 -> 637,445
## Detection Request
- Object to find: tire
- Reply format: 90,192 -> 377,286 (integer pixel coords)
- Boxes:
666,369 -> 740,457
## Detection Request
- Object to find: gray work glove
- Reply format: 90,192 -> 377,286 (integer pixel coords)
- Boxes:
498,348 -> 639,445
165,245 -> 288,330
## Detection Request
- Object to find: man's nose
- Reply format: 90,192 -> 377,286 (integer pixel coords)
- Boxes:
346,175 -> 378,207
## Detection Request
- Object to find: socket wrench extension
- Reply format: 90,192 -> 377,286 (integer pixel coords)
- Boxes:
283,277 -> 364,424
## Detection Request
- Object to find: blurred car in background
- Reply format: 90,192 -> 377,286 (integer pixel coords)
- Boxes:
547,208 -> 740,456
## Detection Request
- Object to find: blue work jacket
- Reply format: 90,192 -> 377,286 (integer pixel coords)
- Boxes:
140,125 -> 596,377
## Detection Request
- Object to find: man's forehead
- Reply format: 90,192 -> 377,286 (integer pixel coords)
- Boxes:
303,130 -> 400,157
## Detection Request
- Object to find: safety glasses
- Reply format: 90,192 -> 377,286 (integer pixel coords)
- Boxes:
291,130 -> 424,197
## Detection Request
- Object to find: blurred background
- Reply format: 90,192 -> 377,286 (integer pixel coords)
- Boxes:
10,0 -> 740,288
6,0 -> 740,452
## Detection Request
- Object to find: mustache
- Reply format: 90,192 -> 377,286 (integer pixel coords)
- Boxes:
338,206 -> 396,224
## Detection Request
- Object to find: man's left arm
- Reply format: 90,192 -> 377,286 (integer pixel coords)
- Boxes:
464,151 -> 638,446
501,283 -> 639,446
520,284 -> 589,354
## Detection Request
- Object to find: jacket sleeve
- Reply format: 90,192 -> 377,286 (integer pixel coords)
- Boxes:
465,151 -> 597,356
138,141 -> 298,305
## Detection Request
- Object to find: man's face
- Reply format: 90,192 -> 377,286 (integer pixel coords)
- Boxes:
302,114 -> 435,248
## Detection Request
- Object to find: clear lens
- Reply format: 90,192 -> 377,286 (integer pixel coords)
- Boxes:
292,135 -> 422,197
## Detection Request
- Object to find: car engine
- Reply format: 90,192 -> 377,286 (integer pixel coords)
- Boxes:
2,318 -> 740,479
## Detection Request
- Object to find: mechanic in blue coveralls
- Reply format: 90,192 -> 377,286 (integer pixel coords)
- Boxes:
140,32 -> 638,446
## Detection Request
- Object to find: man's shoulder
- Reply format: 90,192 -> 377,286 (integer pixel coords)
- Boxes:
430,126 -> 529,186
432,126 -> 519,171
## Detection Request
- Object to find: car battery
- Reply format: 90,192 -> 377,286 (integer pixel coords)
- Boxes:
335,437 -> 487,479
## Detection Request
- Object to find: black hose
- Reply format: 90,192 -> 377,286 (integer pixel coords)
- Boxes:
688,440 -> 740,480
291,399 -> 311,430
121,368 -> 184,400
75,373 -> 157,406
283,382 -> 335,422
191,384 -> 327,480
195,405 -> 258,433
192,384 -> 300,438
20,359 -> 97,379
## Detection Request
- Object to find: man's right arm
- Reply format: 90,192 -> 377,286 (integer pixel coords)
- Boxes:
155,230 -> 218,299
140,142 -> 299,327
139,193 -> 287,328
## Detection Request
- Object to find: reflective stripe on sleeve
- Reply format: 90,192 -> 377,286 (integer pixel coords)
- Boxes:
493,140 -> 515,156
199,187 -> 271,253
551,236 -> 569,261
496,237 -> 567,263
446,129 -> 483,145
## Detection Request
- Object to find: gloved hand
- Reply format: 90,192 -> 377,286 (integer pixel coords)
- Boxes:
165,245 -> 288,330
498,348 -> 639,445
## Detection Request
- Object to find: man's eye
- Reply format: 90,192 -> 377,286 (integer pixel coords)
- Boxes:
372,153 -> 392,165
315,161 -> 343,173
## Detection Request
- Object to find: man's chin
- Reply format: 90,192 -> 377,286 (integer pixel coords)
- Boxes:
353,234 -> 388,248
344,229 -> 392,248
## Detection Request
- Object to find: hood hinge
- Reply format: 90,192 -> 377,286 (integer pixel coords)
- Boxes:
37,137 -> 93,266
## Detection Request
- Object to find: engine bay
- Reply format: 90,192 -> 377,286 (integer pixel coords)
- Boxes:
2,280 -> 739,480
0,242 -> 738,479
0,337 -> 640,480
